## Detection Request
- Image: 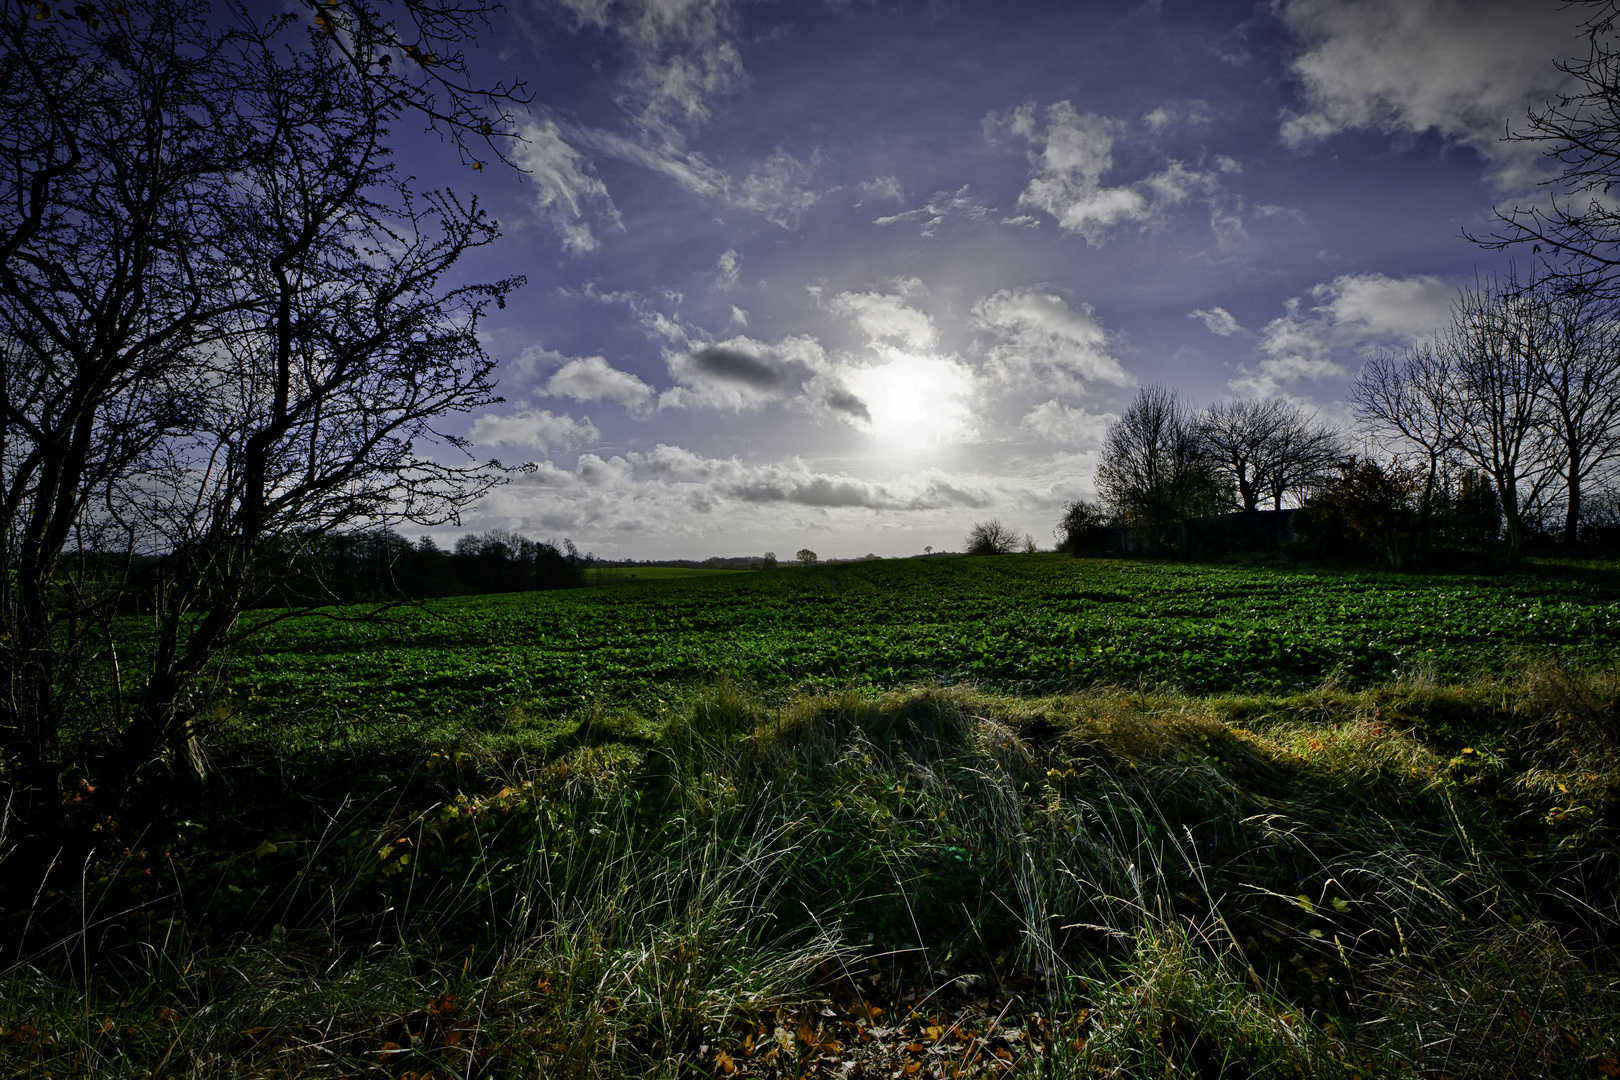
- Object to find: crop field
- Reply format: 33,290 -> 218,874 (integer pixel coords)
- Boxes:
233,554 -> 1620,726
12,555 -> 1620,1079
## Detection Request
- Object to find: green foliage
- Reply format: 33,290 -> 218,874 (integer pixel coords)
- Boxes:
10,668 -> 1620,1077
212,556 -> 1620,737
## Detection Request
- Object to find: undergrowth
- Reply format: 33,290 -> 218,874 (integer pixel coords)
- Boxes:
2,658 -> 1618,1077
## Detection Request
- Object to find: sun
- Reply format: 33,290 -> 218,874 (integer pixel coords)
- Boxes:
846,350 -> 976,449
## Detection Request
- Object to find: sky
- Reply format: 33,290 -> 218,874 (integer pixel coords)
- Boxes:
396,0 -> 1593,559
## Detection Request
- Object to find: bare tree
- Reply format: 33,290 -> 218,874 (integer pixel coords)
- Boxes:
1440,280 -> 1557,557
1261,410 -> 1345,511
795,548 -> 818,566
1524,284 -> 1620,544
0,0 -> 521,832
1197,399 -> 1281,513
1477,1 -> 1620,297
1096,386 -> 1228,531
1199,399 -> 1343,512
965,520 -> 1021,555
1351,342 -> 1459,532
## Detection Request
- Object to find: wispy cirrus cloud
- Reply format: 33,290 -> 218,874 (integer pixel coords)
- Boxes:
511,119 -> 620,253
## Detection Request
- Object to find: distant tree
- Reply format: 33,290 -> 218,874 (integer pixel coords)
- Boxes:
1442,280 -> 1558,558
1197,399 -> 1283,513
1298,457 -> 1426,568
1352,341 -> 1459,538
965,520 -> 1021,555
1096,387 -> 1229,535
761,551 -> 778,568
796,548 -> 818,566
1197,399 -> 1343,513
924,545 -> 933,555
1055,500 -> 1114,556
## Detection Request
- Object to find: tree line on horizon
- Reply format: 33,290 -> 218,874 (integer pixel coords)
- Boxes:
1056,274 -> 1620,568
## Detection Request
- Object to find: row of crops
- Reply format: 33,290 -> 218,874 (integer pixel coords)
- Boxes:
229,555 -> 1620,726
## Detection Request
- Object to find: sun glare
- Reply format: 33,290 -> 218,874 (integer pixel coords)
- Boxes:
848,350 -> 976,448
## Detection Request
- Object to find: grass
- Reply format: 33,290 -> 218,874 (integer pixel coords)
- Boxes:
5,651 -> 1620,1077
212,555 -> 1620,737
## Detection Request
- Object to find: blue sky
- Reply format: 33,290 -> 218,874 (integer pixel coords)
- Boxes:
409,0 -> 1590,558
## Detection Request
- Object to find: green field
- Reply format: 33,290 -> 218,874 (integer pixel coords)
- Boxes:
11,556 -> 1620,1078
237,554 -> 1620,726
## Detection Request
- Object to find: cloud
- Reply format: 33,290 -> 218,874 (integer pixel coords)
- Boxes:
543,355 -> 656,414
634,444 -> 992,509
858,175 -> 905,204
829,291 -> 938,351
820,386 -> 871,423
1021,400 -> 1115,447
1189,306 -> 1243,336
1276,0 -> 1582,187
466,441 -> 1104,556
972,288 -> 1132,392
992,101 -> 1225,246
569,124 -> 727,197
715,248 -> 741,289
469,408 -> 600,450
1230,272 -> 1454,396
686,344 -> 786,389
661,333 -> 826,410
545,0 -> 745,144
1143,98 -> 1214,134
511,120 -> 620,253
873,185 -> 995,236
733,148 -> 821,228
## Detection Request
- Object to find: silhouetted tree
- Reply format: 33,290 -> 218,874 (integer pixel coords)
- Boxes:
1096,387 -> 1229,542
0,0 -> 523,834
1479,1 -> 1620,298
1055,500 -> 1114,556
965,520 -> 1021,555
1198,399 -> 1343,512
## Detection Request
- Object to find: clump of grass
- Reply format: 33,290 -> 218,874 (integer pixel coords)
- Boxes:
1072,922 -> 1350,1079
5,658 -> 1620,1077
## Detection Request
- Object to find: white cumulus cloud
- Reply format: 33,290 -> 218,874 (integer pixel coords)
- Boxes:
469,408 -> 601,450
544,355 -> 656,415
829,291 -> 938,352
972,288 -> 1132,393
1231,273 -> 1454,397
994,101 -> 1223,246
1276,0 -> 1582,187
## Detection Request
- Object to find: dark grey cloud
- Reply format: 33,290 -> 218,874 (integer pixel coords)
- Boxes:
689,345 -> 785,389
731,477 -> 883,508
823,387 -> 872,422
